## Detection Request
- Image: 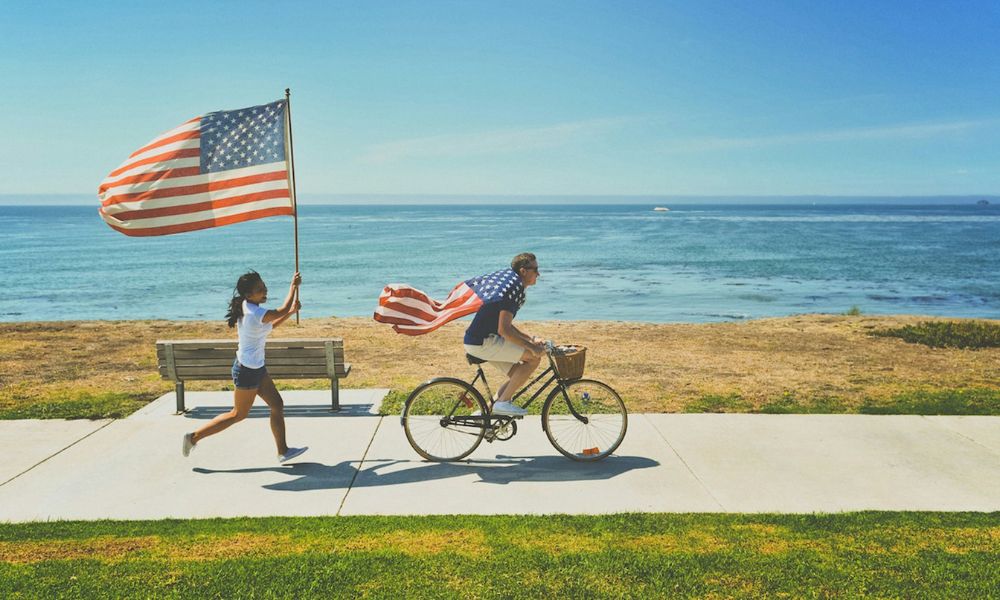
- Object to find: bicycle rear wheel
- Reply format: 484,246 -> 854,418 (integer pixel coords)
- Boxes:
542,379 -> 628,461
402,378 -> 488,461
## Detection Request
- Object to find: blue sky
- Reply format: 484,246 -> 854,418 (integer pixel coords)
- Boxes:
1,0 -> 999,198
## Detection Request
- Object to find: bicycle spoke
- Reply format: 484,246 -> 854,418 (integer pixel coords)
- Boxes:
543,379 -> 628,461
403,380 -> 487,462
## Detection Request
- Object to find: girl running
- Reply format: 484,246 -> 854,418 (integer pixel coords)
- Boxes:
182,270 -> 307,463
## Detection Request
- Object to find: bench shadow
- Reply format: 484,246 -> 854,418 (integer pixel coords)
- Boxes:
184,404 -> 376,419
193,455 -> 659,492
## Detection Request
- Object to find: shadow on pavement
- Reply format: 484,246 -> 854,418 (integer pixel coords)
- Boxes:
193,455 -> 659,491
184,404 -> 376,419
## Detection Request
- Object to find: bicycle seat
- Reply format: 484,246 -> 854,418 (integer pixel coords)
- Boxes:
465,353 -> 488,365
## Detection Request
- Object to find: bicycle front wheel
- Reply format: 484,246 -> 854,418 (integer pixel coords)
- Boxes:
402,378 -> 488,462
542,379 -> 628,461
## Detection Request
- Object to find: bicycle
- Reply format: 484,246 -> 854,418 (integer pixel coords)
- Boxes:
401,343 -> 628,462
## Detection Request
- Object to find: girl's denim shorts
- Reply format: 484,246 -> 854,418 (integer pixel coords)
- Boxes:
232,359 -> 267,389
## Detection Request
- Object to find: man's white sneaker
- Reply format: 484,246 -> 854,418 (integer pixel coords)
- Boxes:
181,432 -> 195,457
492,401 -> 527,416
279,446 -> 308,463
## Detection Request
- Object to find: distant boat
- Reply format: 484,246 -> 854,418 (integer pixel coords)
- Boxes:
977,199 -> 990,205
653,207 -> 670,212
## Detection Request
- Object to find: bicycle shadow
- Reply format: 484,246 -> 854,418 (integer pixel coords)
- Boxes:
193,454 -> 659,492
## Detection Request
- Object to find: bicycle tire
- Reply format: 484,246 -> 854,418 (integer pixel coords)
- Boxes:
541,378 -> 628,461
402,378 -> 489,462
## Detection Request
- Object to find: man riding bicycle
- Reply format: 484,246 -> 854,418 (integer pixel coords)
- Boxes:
380,253 -> 629,462
462,252 -> 544,416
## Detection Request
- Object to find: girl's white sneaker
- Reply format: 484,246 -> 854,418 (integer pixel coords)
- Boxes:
181,433 -> 195,457
279,446 -> 308,463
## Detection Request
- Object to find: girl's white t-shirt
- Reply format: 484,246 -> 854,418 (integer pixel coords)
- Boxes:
236,300 -> 272,368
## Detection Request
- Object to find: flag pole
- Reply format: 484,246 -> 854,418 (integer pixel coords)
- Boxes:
284,88 -> 301,325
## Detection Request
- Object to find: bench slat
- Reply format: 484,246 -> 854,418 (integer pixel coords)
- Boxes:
157,348 -> 334,360
156,338 -> 343,348
160,369 -> 341,379
164,357 -> 344,368
160,356 -> 344,371
159,365 -> 351,379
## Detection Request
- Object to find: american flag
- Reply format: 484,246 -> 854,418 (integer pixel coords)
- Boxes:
374,268 -> 526,335
98,100 -> 293,236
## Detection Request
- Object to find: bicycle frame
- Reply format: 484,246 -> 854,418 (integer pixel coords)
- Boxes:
467,352 -> 590,426
404,347 -> 626,462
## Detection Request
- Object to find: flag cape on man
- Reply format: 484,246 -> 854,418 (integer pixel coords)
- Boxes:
98,100 -> 293,236
374,268 -> 526,335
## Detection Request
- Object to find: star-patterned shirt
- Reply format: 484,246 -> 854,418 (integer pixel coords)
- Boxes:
463,268 -> 526,345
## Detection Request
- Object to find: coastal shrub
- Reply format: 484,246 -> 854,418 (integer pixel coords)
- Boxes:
872,320 -> 1000,349
860,388 -> 1000,416
844,305 -> 862,316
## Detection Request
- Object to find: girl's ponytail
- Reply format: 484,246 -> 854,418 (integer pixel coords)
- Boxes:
225,270 -> 262,328
225,296 -> 244,328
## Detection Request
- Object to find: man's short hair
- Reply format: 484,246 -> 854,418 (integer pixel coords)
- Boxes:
511,252 -> 536,272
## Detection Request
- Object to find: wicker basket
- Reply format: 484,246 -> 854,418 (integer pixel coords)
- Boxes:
553,345 -> 586,380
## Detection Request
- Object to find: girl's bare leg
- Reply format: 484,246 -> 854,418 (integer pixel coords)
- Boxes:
191,388 -> 256,443
256,375 -> 289,455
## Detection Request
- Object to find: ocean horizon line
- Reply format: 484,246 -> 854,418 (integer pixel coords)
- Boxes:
0,312 -> 987,326
1,193 -> 997,207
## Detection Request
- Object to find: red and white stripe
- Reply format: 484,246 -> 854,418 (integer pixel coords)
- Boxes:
373,282 -> 484,335
97,116 -> 292,236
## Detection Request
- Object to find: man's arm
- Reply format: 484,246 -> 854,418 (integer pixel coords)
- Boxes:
497,310 -> 544,357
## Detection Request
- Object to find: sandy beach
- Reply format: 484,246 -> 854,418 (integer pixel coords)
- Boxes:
2,314 -> 997,415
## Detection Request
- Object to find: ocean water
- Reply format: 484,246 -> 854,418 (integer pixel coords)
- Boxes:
1,203 -> 998,323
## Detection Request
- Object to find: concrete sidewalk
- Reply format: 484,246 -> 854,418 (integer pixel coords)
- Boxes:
0,390 -> 997,522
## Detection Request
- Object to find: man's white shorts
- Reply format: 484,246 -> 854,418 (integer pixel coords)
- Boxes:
464,334 -> 525,375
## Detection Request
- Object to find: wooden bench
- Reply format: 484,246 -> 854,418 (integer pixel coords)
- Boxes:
156,338 -> 351,413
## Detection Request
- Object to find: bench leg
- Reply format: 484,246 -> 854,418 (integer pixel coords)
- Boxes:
330,378 -> 341,412
175,381 -> 186,414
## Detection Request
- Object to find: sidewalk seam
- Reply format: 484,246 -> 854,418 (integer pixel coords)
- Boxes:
919,415 -> 1000,457
0,419 -> 116,488
643,414 -> 726,510
337,415 -> 383,516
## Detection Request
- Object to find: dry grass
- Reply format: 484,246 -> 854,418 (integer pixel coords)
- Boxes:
1,314 -> 998,414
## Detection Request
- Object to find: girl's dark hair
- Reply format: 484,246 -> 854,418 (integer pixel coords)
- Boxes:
226,270 -> 263,328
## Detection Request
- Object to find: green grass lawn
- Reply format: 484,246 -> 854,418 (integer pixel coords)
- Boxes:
2,513 -> 997,598
0,391 -> 154,420
682,388 -> 1000,416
